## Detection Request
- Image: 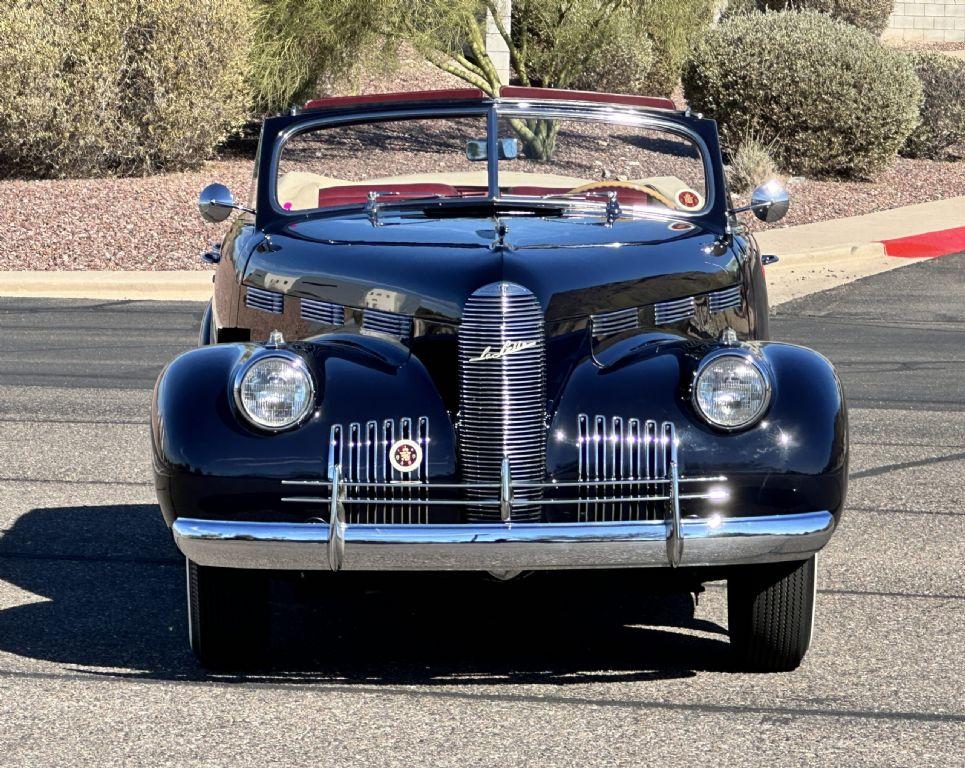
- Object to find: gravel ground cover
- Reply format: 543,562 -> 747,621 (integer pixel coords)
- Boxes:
1,53 -> 961,271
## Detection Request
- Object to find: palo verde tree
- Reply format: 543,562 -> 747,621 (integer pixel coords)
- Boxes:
249,0 -> 698,161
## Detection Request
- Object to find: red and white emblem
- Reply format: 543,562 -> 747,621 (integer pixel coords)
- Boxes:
676,190 -> 701,209
389,438 -> 423,473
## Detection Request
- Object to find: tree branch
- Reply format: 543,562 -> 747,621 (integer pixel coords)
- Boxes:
482,0 -> 529,85
424,49 -> 496,95
465,15 -> 503,90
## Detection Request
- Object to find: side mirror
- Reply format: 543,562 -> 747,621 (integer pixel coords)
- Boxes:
465,138 -> 520,162
750,180 -> 789,223
199,183 -> 240,223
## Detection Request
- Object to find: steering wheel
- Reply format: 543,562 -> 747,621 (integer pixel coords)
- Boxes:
567,179 -> 676,209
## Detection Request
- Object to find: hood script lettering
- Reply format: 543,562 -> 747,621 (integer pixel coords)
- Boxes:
468,340 -> 538,363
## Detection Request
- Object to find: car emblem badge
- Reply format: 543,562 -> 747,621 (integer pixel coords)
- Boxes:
468,339 -> 538,363
677,190 -> 701,209
389,438 -> 423,474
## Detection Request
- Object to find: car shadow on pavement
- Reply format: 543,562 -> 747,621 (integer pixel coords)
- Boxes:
0,504 -> 732,685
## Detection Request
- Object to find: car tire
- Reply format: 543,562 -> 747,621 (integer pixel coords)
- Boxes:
727,556 -> 816,672
186,558 -> 270,669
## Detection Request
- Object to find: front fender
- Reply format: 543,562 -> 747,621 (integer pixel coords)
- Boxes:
152,335 -> 455,527
548,339 -> 848,521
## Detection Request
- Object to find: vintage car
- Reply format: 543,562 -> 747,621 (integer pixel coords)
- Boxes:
152,87 -> 848,670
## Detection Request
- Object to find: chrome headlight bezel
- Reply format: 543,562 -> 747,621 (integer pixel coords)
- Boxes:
691,349 -> 772,431
232,349 -> 316,432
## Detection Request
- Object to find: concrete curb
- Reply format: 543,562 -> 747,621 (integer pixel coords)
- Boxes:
0,270 -> 214,302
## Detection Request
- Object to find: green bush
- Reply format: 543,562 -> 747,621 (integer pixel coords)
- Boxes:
0,0 -> 251,179
755,1 -> 895,34
683,10 -> 920,178
637,0 -> 717,96
901,52 -> 965,160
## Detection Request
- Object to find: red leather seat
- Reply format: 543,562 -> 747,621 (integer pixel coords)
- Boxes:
507,185 -> 656,207
317,183 -> 457,207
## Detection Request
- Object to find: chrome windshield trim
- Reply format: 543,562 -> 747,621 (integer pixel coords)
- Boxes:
267,101 -> 715,220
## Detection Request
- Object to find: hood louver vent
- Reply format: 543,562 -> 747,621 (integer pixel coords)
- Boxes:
590,307 -> 639,337
361,308 -> 412,341
245,286 -> 284,314
708,284 -> 742,313
301,298 -> 345,326
654,296 -> 696,325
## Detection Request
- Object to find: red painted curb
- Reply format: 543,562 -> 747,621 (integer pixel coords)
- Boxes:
881,226 -> 965,258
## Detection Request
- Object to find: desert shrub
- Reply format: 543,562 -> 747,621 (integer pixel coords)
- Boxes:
636,0 -> 717,96
683,10 -> 920,178
754,1 -> 894,34
512,0 -> 655,93
728,137 -> 781,193
901,52 -> 965,160
0,0 -> 251,179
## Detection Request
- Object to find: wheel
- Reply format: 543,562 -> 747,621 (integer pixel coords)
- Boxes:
727,556 -> 816,672
186,558 -> 270,669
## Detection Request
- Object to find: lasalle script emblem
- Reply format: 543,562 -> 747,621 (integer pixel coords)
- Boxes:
389,438 -> 423,474
468,339 -> 538,363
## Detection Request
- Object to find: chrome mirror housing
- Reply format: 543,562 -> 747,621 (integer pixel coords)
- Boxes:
198,183 -> 237,223
750,180 -> 789,223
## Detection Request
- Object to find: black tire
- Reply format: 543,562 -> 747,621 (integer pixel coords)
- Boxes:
727,556 -> 816,672
186,559 -> 270,669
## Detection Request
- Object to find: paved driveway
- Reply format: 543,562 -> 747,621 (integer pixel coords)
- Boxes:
0,256 -> 962,766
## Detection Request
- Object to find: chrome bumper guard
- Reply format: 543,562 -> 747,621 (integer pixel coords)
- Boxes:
171,448 -> 836,571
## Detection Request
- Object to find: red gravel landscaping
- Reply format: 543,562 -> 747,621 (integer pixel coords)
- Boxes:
1,151 -> 959,271
1,49 -> 961,271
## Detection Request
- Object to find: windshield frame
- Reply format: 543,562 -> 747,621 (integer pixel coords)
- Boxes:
261,99 -> 719,224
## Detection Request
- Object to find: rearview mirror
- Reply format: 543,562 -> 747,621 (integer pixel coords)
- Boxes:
750,180 -> 789,223
465,138 -> 520,162
198,183 -> 237,223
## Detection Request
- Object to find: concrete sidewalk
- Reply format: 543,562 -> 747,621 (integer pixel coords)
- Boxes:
0,196 -> 962,306
756,196 -> 965,305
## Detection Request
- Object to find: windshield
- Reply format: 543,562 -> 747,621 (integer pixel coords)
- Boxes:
274,108 -> 708,215
496,111 -> 707,214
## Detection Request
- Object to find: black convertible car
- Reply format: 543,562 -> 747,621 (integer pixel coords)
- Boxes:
152,87 -> 848,670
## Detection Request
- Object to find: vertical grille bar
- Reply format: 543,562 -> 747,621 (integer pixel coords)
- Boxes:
458,282 -> 546,522
327,417 -> 429,524
577,415 -> 670,522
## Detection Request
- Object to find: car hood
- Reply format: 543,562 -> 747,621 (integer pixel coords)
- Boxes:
246,210 -> 740,323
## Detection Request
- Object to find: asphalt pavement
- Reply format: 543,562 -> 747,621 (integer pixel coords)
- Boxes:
0,256 -> 962,767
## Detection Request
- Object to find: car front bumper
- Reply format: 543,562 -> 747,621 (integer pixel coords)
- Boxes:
172,510 -> 835,572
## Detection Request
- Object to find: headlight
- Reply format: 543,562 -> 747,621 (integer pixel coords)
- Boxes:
234,353 -> 315,430
693,352 -> 770,430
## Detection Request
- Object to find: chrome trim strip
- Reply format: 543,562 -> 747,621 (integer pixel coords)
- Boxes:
171,510 -> 836,572
280,475 -> 726,490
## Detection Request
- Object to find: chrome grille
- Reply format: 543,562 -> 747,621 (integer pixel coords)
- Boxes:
590,307 -> 639,337
301,298 -> 345,326
654,296 -> 695,325
361,308 -> 412,341
458,282 -> 546,522
708,284 -> 742,313
328,417 -> 429,524
577,415 -> 674,522
245,286 -> 284,314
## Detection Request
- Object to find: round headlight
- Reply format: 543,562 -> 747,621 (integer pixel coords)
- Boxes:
235,354 -> 314,430
693,353 -> 770,429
